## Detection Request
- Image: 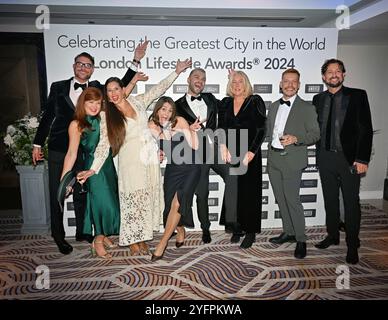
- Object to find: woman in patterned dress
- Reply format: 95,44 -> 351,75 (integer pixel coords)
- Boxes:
61,76 -> 144,259
78,59 -> 192,255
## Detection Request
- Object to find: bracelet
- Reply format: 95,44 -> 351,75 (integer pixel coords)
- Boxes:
133,58 -> 141,64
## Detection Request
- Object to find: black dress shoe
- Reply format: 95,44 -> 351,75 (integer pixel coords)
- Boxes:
314,236 -> 339,249
240,233 -> 255,249
294,242 -> 307,259
230,233 -> 241,243
225,226 -> 233,234
339,221 -> 346,232
269,233 -> 296,244
202,230 -> 211,244
346,247 -> 359,264
54,239 -> 73,255
76,234 -> 94,243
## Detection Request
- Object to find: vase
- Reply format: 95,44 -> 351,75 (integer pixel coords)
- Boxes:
16,164 -> 51,234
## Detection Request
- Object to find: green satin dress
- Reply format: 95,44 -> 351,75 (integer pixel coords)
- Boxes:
81,116 -> 120,236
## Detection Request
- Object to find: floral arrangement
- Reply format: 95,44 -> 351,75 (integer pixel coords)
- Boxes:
3,113 -> 47,166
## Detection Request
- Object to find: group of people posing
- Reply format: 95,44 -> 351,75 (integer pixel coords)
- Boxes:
32,40 -> 373,265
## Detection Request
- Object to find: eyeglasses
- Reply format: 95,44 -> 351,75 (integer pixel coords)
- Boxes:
75,61 -> 93,69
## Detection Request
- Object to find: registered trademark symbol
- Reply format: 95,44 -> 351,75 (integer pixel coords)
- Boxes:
253,58 -> 260,65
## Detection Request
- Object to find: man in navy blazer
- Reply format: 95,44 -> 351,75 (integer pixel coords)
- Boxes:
313,58 -> 373,264
32,43 -> 147,254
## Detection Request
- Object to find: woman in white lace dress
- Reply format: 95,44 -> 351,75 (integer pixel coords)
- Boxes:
78,59 -> 192,255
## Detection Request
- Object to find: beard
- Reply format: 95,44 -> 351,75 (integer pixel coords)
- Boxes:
324,78 -> 344,88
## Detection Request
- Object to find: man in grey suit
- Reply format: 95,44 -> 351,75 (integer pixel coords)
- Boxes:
267,68 -> 320,259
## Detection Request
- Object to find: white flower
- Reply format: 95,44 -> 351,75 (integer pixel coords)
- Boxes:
28,117 -> 39,129
3,113 -> 46,165
7,125 -> 16,135
3,134 -> 14,147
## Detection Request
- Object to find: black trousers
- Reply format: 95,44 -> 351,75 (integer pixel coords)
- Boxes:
194,144 -> 238,231
317,150 -> 361,248
48,150 -> 86,241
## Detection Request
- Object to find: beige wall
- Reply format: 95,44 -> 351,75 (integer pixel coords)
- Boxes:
338,45 -> 388,198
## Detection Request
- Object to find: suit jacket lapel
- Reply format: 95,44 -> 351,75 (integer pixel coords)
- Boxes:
340,86 -> 350,129
269,100 -> 280,137
62,78 -> 75,110
284,95 -> 301,132
201,94 -> 213,129
181,95 -> 200,122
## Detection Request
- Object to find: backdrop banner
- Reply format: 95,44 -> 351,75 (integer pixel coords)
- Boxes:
44,25 -> 338,235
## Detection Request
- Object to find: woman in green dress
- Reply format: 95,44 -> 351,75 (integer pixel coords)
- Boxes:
61,73 -> 146,259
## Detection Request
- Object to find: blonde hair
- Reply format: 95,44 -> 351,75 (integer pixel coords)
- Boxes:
226,71 -> 253,98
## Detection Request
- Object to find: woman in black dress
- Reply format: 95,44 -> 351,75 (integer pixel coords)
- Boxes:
148,96 -> 200,261
218,71 -> 267,248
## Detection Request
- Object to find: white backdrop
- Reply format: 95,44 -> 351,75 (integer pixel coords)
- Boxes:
43,25 -> 338,235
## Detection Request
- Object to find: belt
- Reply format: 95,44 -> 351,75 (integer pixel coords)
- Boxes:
270,146 -> 284,152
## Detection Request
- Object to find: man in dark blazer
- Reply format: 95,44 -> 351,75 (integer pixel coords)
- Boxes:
267,68 -> 320,259
313,58 -> 373,264
175,68 -> 237,243
32,43 -> 147,254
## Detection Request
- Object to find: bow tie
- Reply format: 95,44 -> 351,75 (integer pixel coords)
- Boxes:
191,95 -> 202,101
280,98 -> 291,106
74,82 -> 87,91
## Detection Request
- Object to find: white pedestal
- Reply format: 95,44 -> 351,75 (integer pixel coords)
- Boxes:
16,164 -> 51,234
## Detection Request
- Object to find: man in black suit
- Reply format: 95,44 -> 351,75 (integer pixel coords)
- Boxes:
175,68 -> 237,243
32,43 -> 147,254
313,59 -> 373,264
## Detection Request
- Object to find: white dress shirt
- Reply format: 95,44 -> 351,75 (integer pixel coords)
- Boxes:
271,95 -> 297,149
186,94 -> 207,127
70,78 -> 88,107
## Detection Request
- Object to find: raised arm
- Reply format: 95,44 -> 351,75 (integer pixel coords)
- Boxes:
61,120 -> 81,180
137,59 -> 192,109
121,38 -> 150,86
124,72 -> 149,98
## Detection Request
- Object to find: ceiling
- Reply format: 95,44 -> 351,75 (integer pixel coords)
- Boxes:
0,0 -> 387,45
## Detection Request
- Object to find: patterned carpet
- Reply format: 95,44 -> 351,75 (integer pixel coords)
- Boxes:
1,203 -> 388,300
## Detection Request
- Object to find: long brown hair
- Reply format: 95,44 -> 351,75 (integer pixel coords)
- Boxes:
74,87 -> 103,131
104,77 -> 127,156
149,96 -> 178,129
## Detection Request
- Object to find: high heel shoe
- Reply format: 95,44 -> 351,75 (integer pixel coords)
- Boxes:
91,240 -> 112,259
103,237 -> 118,249
175,228 -> 186,248
151,246 -> 167,262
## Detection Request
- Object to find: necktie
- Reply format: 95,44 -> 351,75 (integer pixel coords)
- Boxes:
325,94 -> 336,151
191,95 -> 202,101
279,98 -> 291,106
74,82 -> 87,91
